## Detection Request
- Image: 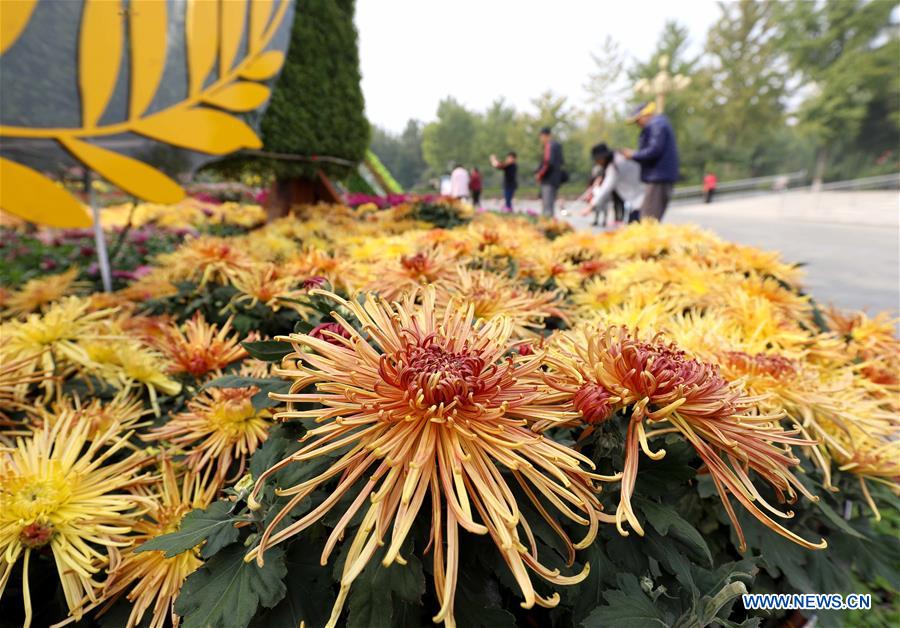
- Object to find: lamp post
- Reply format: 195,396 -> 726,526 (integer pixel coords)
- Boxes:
633,55 -> 691,113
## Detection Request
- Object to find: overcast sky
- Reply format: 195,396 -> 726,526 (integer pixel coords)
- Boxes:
356,0 -> 721,133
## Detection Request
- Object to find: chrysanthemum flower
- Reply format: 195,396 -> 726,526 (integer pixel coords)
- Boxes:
437,267 -> 567,338
96,459 -> 217,628
144,387 -> 270,486
155,236 -> 252,285
0,413 -> 149,627
0,352 -> 53,418
28,390 -> 150,442
228,262 -> 311,315
117,271 -> 178,302
154,314 -> 247,378
79,339 -> 182,411
365,248 -> 457,300
542,325 -> 826,552
245,289 -> 609,628
0,297 -> 116,398
3,268 -> 84,317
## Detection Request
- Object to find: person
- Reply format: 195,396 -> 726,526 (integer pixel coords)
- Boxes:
439,173 -> 452,196
621,101 -> 679,221
449,163 -> 469,199
490,152 -> 518,212
535,127 -> 565,218
703,171 -> 718,203
469,167 -> 482,205
580,143 -> 645,228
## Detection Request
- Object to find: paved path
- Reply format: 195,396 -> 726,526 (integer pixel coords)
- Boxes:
484,191 -> 900,315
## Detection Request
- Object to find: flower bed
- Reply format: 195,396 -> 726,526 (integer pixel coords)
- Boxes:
0,204 -> 897,628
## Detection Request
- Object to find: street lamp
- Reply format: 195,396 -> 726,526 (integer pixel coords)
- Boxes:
633,54 -> 691,113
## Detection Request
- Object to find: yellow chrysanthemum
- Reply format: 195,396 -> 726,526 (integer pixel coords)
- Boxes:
437,267 -> 567,338
0,414 -> 149,626
97,459 -> 218,628
0,297 -> 117,398
144,387 -> 270,487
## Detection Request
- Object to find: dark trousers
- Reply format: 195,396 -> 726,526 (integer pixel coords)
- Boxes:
704,189 -> 715,204
503,186 -> 515,211
612,191 -> 625,222
472,190 -> 481,205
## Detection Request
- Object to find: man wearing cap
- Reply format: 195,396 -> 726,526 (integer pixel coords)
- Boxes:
535,127 -> 565,218
621,102 -> 679,221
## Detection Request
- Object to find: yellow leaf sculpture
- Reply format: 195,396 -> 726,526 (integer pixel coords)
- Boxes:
0,158 -> 92,228
0,0 -> 291,227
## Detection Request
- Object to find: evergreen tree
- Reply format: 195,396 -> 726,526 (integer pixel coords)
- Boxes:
705,0 -> 788,177
774,0 -> 898,184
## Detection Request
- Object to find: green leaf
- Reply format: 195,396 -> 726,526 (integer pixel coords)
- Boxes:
636,497 -> 713,566
176,545 -> 287,628
242,340 -> 293,362
250,542 -> 335,628
203,374 -> 291,411
582,574 -> 670,628
346,551 -> 426,628
136,501 -> 239,559
815,498 -> 865,539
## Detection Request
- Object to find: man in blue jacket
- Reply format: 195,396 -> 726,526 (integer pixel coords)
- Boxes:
622,101 -> 679,221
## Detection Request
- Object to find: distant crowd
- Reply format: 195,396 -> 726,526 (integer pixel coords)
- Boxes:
437,101 -> 720,227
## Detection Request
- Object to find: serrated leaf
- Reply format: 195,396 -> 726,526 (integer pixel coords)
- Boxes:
636,497 -> 712,566
205,82 -> 271,112
128,0 -> 167,117
240,50 -> 285,80
250,542 -> 334,628
176,544 -> 287,628
79,0 -> 123,127
249,423 -> 304,481
0,157 -> 92,228
134,107 -> 261,155
60,137 -> 185,203
136,501 -> 239,559
220,0 -> 247,73
345,546 -> 426,628
0,0 -> 37,54
242,340 -> 293,362
582,574 -> 670,628
185,0 -> 218,95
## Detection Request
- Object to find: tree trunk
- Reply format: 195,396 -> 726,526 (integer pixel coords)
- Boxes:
264,170 -> 341,220
811,147 -> 827,192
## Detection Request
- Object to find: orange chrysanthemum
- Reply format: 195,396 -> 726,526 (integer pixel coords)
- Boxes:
366,248 -> 457,300
154,314 -> 247,378
3,268 -> 84,316
543,326 -> 826,552
245,289 -> 609,627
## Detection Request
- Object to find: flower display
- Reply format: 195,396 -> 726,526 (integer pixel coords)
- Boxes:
245,289 -> 609,627
0,202 -> 896,627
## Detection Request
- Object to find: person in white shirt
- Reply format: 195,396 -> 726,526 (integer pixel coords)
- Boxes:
449,164 -> 470,199
581,143 -> 645,227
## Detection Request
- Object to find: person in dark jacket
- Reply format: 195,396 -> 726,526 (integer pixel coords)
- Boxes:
490,152 -> 518,211
535,127 -> 565,218
622,101 -> 679,221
